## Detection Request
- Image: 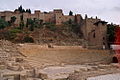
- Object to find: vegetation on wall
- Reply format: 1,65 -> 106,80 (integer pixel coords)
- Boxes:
26,18 -> 43,31
8,16 -> 17,26
63,19 -> 80,34
10,16 -> 16,23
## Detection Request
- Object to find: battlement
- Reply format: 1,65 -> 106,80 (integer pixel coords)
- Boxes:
0,9 -> 82,25
53,9 -> 63,13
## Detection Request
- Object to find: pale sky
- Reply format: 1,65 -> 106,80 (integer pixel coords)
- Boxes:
0,0 -> 120,24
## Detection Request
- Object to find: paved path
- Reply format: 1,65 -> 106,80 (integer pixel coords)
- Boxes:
87,73 -> 120,80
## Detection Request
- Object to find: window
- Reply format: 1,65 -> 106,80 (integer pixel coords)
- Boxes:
103,37 -> 105,40
93,32 -> 95,38
1,16 -> 5,20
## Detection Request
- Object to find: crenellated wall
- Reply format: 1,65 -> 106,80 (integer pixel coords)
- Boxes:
0,9 -> 81,26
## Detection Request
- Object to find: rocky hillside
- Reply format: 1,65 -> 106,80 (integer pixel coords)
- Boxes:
31,27 -> 83,46
0,16 -> 86,45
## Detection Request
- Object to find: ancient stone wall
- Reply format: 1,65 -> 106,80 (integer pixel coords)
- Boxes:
62,15 -> 75,23
0,9 -> 79,25
81,17 -> 107,49
0,40 -> 23,62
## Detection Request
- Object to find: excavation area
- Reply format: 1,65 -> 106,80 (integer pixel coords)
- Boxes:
17,44 -> 120,80
19,44 -> 113,68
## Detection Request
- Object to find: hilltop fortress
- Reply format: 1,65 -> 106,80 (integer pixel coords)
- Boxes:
0,9 -> 81,25
0,9 -> 108,49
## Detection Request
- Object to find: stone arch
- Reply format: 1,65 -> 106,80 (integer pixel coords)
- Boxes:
112,56 -> 118,63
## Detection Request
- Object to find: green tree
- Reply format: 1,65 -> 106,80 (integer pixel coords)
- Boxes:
17,5 -> 26,13
19,21 -> 24,30
19,14 -> 24,30
28,9 -> 31,14
26,9 -> 29,13
0,19 -> 8,29
39,19 -> 43,24
14,9 -> 18,12
20,15 -> 24,21
85,14 -> 88,19
63,19 -> 80,34
69,11 -> 73,16
26,18 -> 43,31
26,19 -> 34,31
11,16 -> 16,23
107,23 -> 116,47
18,5 -> 23,13
22,9 -> 25,13
26,9 -> 31,13
9,16 -> 16,26
23,36 -> 34,43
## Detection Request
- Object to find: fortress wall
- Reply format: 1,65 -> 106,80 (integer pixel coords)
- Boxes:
0,10 -> 83,26
55,13 -> 63,25
44,12 -> 55,23
39,13 -> 45,21
88,22 -> 107,49
23,13 -> 30,23
62,15 -> 75,22
85,18 -> 100,39
4,12 -> 13,21
14,14 -> 21,25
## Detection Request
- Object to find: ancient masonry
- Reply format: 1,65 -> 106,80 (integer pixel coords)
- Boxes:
0,9 -> 80,25
0,40 -> 23,63
0,9 -> 108,49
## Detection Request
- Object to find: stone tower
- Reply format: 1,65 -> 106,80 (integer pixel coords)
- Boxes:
81,17 -> 108,49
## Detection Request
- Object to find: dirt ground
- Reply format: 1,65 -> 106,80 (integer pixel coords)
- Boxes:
18,44 -> 113,68
17,44 -> 120,80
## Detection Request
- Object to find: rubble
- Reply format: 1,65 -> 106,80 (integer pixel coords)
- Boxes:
0,40 -> 119,80
0,40 -> 37,80
0,40 -> 22,62
67,64 -> 120,80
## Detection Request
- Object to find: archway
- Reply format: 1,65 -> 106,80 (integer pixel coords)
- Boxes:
112,56 -> 118,63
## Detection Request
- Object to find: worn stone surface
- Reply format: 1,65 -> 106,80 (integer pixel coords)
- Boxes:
87,73 -> 120,80
68,64 -> 120,80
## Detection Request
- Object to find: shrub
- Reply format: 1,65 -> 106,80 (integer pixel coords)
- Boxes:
1,30 -> 17,40
9,28 -> 22,33
23,36 -> 34,43
0,19 -> 8,29
44,23 -> 56,31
